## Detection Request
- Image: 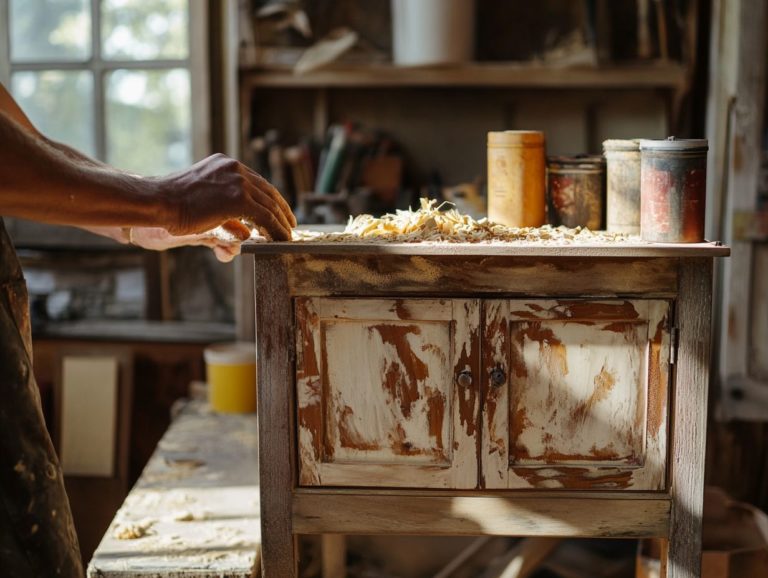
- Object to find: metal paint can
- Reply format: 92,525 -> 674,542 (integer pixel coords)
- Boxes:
546,155 -> 606,230
640,138 -> 708,243
603,139 -> 641,234
487,131 -> 546,227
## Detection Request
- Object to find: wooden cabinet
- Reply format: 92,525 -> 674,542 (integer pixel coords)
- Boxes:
248,243 -> 729,578
296,297 -> 670,492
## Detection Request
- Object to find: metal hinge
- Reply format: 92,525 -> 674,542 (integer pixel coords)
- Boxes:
669,327 -> 680,365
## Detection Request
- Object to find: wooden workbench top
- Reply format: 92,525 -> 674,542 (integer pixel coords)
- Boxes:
244,240 -> 730,258
87,401 -> 260,578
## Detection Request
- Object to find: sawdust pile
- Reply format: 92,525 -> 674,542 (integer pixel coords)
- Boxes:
292,199 -> 633,244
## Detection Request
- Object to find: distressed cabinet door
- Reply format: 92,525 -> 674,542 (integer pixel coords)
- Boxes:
296,298 -> 481,488
482,299 -> 671,490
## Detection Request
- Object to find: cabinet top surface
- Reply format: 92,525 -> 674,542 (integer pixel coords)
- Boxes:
244,241 -> 730,258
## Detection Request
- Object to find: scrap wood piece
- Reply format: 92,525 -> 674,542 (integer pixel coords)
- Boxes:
432,536 -> 500,578
482,537 -> 563,578
294,28 -> 359,75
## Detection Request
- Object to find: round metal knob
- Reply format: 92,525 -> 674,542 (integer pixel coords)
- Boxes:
490,367 -> 507,388
457,370 -> 473,388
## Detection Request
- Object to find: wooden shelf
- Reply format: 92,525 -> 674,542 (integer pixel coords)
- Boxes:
239,62 -> 687,89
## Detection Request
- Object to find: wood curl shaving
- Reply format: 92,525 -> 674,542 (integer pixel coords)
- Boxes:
292,199 -> 635,244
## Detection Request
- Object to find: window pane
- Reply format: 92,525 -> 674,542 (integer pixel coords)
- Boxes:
11,71 -> 95,156
10,0 -> 91,62
101,0 -> 189,60
105,69 -> 191,176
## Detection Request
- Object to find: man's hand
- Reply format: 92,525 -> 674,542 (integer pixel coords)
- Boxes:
159,153 -> 297,242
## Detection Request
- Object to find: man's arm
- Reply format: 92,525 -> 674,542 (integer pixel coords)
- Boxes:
0,84 -> 295,242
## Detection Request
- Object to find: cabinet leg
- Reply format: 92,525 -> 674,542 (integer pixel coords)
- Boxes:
321,534 -> 347,578
664,259 -> 711,578
261,533 -> 298,578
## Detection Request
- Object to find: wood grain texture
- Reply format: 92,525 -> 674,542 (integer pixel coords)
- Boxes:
292,493 -> 670,538
244,241 -> 729,258
255,255 -> 297,578
281,255 -> 680,297
296,297 -> 480,488
87,402 -> 260,578
666,259 -> 713,578
321,534 -> 346,578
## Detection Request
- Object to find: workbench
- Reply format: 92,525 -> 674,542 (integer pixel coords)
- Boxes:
246,240 -> 729,578
87,400 -> 260,577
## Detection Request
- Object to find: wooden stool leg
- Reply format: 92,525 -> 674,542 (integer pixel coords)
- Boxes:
321,534 -> 347,578
665,260 -> 712,578
257,257 -> 298,578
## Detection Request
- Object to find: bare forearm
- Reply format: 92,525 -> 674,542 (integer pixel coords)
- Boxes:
0,111 -> 173,229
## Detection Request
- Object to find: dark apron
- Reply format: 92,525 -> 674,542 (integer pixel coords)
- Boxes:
0,218 -> 83,577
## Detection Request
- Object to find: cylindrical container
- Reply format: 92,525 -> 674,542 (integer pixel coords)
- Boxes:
487,131 -> 546,228
547,155 -> 606,230
604,139 -> 641,234
640,138 -> 708,243
204,342 -> 257,414
392,0 -> 475,66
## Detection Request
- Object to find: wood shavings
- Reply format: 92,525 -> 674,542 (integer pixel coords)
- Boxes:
292,198 -> 635,244
113,518 -> 155,540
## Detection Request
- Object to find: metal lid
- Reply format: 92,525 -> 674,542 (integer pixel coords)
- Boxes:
488,130 -> 545,146
547,154 -> 605,170
639,137 -> 708,151
602,139 -> 640,152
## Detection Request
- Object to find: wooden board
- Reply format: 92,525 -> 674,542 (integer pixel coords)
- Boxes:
239,63 -> 687,89
244,241 -> 729,258
87,402 -> 260,578
280,255 -> 681,298
292,492 -> 670,538
255,256 -> 298,577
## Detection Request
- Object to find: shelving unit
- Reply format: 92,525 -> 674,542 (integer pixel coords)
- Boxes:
239,62 -> 687,89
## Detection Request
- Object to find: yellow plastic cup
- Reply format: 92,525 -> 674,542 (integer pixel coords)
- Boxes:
204,342 -> 257,413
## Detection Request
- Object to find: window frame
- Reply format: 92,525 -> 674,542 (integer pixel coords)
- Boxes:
0,0 -> 210,164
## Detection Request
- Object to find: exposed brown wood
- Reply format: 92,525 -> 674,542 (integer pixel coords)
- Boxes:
296,297 -> 480,488
279,255 -> 680,297
504,299 -> 670,491
255,256 -> 298,578
244,241 -> 728,258
481,300 -> 510,489
666,259 -> 713,578
292,493 -> 671,538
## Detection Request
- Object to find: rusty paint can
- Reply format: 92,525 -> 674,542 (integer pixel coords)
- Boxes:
546,155 -> 606,230
640,138 -> 708,243
603,139 -> 641,234
487,131 -> 546,227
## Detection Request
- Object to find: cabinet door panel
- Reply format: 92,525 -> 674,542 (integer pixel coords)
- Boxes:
482,299 -> 671,491
297,298 -> 480,488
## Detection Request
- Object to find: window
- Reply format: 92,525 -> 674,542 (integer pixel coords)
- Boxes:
0,0 -> 209,176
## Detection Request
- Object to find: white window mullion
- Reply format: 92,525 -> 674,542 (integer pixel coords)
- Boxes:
0,0 -> 11,85
189,0 -> 210,161
92,0 -> 106,160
